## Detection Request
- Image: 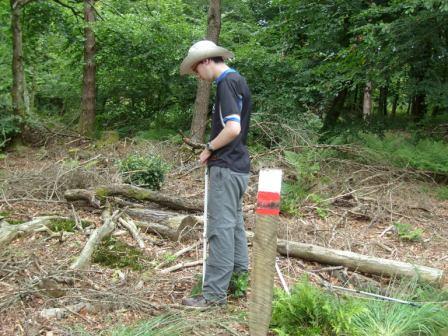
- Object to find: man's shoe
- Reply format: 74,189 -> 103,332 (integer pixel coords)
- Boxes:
182,295 -> 226,308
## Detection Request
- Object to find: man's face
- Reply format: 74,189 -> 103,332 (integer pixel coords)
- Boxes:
194,59 -> 213,81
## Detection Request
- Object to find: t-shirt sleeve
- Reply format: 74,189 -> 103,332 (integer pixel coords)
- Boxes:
218,77 -> 243,123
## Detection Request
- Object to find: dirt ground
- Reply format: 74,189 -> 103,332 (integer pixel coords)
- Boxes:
0,137 -> 447,335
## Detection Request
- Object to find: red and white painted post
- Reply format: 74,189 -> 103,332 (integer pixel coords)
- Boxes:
249,169 -> 283,336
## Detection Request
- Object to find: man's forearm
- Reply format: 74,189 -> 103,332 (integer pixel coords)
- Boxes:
209,121 -> 241,150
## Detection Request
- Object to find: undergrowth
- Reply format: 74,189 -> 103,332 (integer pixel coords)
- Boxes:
119,154 -> 169,190
92,237 -> 145,271
271,277 -> 448,336
329,131 -> 448,174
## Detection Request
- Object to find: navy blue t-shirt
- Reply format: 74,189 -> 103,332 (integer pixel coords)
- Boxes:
208,69 -> 251,173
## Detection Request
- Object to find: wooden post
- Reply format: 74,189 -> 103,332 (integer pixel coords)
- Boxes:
249,169 -> 282,336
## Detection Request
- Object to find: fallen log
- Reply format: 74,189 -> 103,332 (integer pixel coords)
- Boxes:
134,214 -> 202,241
276,239 -> 444,284
70,208 -> 120,270
118,216 -> 145,249
0,216 -> 68,248
65,184 -> 202,212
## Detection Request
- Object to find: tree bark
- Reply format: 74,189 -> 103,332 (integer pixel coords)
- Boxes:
323,87 -> 348,129
0,216 -> 68,248
189,0 -> 221,143
10,0 -> 27,119
363,81 -> 372,120
70,208 -> 119,270
276,239 -> 444,284
391,94 -> 399,117
411,93 -> 426,121
78,0 -> 96,136
65,184 -> 203,211
378,85 -> 388,116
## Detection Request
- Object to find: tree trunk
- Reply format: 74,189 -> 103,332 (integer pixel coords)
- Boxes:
78,0 -> 96,136
10,0 -> 26,119
323,88 -> 348,129
411,93 -> 426,121
378,85 -> 388,116
276,239 -> 444,284
64,184 -> 203,211
363,81 -> 372,120
391,94 -> 399,117
189,0 -> 221,143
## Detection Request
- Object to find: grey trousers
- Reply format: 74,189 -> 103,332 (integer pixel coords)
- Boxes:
203,166 -> 249,302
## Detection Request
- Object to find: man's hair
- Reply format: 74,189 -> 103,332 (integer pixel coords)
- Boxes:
210,56 -> 224,63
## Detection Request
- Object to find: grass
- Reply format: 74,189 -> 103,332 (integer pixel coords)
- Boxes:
435,185 -> 448,201
71,312 -> 244,336
271,277 -> 448,336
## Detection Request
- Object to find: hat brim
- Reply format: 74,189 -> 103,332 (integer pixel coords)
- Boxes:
180,46 -> 234,75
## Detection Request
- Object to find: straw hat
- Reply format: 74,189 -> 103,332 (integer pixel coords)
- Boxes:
180,40 -> 234,75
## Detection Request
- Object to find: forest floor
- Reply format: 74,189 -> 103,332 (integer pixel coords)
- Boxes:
0,135 -> 447,336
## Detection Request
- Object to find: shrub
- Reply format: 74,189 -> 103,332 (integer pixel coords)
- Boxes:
0,113 -> 20,149
119,154 -> 169,190
394,222 -> 424,242
271,277 -> 448,336
280,150 -> 323,215
271,277 -> 362,336
330,131 -> 448,174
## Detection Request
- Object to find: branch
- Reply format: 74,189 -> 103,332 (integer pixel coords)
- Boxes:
178,130 -> 205,150
52,0 -> 83,19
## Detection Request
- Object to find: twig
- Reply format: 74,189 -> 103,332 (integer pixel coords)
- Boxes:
178,130 -> 205,150
155,241 -> 202,270
160,260 -> 202,274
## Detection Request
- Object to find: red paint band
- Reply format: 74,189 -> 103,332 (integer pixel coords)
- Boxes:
256,208 -> 280,215
257,191 -> 281,216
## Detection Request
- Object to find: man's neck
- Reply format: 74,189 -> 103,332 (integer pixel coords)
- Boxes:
213,63 -> 230,80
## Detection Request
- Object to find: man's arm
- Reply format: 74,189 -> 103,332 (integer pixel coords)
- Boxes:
199,117 -> 241,164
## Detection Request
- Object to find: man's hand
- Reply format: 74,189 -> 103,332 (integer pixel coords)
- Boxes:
199,148 -> 212,164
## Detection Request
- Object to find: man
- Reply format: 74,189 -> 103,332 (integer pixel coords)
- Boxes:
180,40 -> 252,307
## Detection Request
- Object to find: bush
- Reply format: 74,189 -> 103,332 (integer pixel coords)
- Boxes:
271,277 -> 448,336
280,149 -> 323,215
0,113 -> 20,149
119,154 -> 169,190
271,277 -> 362,336
328,131 -> 448,174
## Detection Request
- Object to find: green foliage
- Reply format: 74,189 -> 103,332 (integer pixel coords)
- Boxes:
435,186 -> 448,200
329,131 -> 448,174
281,150 -> 323,215
48,219 -> 90,232
119,154 -> 169,190
271,277 -> 363,336
0,114 -> 21,149
228,272 -> 249,298
271,277 -> 448,336
92,237 -> 144,271
136,128 -> 177,141
190,273 -> 203,296
107,314 -> 190,336
351,300 -> 448,336
394,222 -> 424,242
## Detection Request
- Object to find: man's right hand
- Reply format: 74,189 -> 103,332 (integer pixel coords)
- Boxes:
199,148 -> 212,165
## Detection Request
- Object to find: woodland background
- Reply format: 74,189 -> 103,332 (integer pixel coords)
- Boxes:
1,0 -> 448,335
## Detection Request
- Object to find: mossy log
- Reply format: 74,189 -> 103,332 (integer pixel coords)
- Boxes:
65,184 -> 202,211
0,216 -> 68,248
